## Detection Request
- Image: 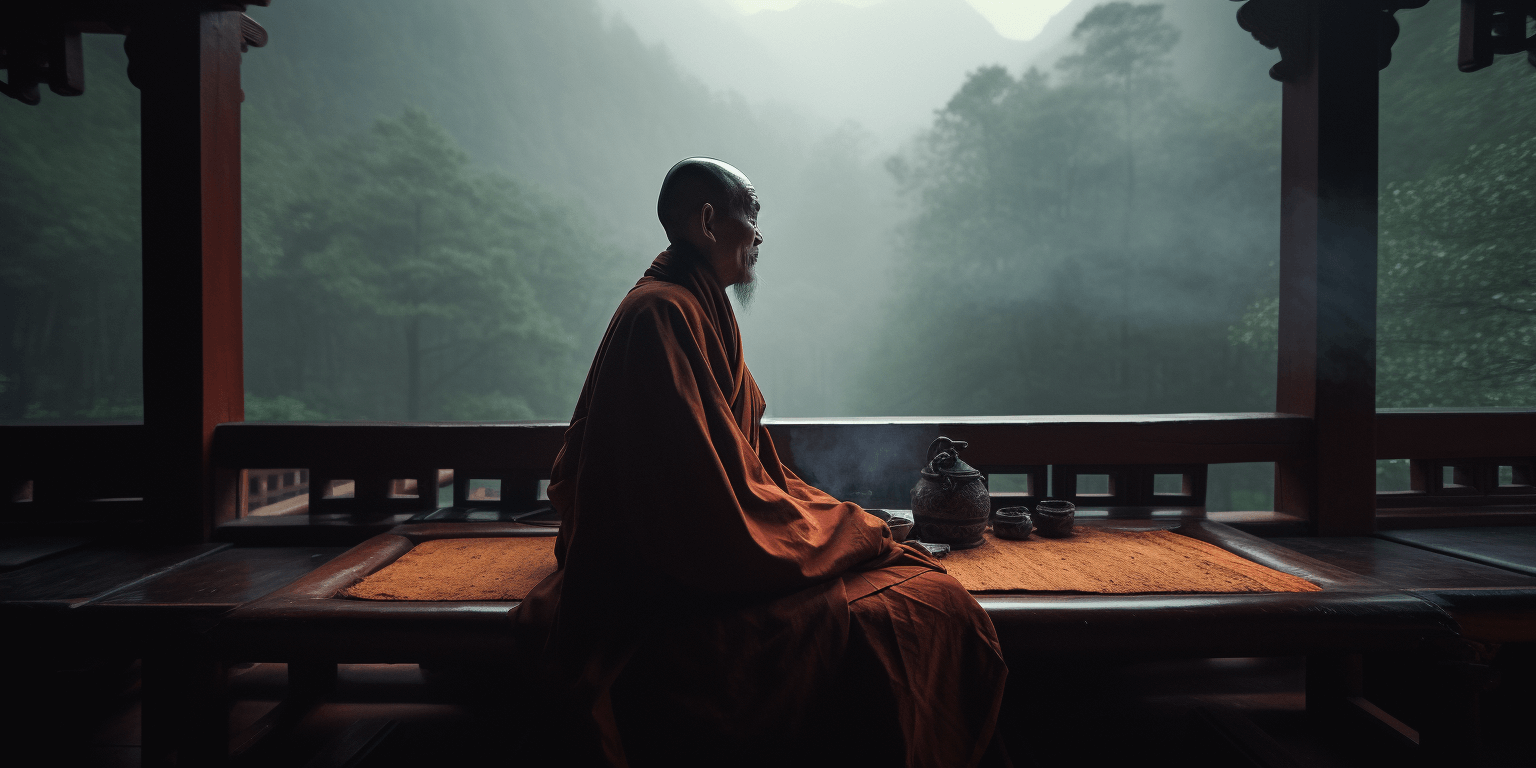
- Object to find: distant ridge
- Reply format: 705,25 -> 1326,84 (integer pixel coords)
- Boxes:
602,0 -> 1040,145
599,0 -> 1278,150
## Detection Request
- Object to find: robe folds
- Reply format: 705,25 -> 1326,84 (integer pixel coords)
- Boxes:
512,247 -> 1008,767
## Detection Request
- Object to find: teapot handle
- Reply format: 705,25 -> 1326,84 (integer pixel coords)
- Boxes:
925,436 -> 969,466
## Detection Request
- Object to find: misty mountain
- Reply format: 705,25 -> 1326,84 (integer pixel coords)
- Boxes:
242,0 -> 805,248
599,0 -> 1278,151
599,0 -> 1037,145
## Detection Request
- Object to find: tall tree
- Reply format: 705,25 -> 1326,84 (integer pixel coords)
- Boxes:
1058,3 -> 1179,247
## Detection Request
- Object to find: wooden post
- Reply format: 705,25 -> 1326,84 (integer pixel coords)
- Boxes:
1263,0 -> 1381,536
130,8 -> 247,543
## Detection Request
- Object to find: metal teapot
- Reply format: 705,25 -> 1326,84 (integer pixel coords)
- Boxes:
910,436 -> 990,549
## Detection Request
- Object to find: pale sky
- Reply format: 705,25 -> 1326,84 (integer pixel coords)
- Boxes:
725,0 -> 1075,40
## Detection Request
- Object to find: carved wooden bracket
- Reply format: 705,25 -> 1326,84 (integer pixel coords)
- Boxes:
0,3 -> 268,105
1459,0 -> 1536,72
1231,0 -> 1313,83
0,27 -> 84,105
125,12 -> 267,90
1230,0 -> 1430,82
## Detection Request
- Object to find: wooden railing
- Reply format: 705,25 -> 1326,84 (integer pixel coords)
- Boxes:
1373,409 -> 1536,526
4,410 -> 1533,533
209,413 -> 1312,519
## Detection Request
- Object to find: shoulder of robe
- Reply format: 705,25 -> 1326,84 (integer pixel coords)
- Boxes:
616,281 -> 707,331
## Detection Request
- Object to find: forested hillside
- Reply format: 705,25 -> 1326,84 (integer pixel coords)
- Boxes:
0,39 -> 141,420
1,0 -> 902,421
2,0 -> 1530,437
239,0 -> 857,421
868,3 -> 1281,417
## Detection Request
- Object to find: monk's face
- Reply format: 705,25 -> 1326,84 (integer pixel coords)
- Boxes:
704,189 -> 762,288
721,192 -> 764,288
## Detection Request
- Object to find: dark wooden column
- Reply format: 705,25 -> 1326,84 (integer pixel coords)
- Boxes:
1241,0 -> 1386,535
130,8 -> 247,543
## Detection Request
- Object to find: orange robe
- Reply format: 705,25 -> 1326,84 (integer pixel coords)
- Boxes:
513,249 -> 1007,767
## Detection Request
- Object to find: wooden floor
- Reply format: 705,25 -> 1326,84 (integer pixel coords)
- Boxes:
12,654 -> 1535,767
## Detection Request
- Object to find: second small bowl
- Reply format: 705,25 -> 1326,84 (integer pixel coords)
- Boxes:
991,506 -> 1034,540
1033,500 -> 1076,538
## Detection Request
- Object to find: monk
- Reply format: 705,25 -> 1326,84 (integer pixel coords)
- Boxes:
512,158 -> 1008,767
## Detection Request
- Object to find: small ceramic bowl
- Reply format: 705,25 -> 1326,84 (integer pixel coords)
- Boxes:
991,507 -> 1033,540
1033,500 -> 1076,538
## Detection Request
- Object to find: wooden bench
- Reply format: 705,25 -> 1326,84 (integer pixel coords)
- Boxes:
206,518 -> 1478,761
218,519 -> 1460,659
0,541 -> 345,767
1276,534 -> 1536,645
3,519 -> 1497,765
1377,527 -> 1536,579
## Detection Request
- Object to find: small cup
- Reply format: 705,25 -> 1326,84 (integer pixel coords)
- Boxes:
1033,500 -> 1076,538
991,506 -> 1034,540
866,508 -> 915,543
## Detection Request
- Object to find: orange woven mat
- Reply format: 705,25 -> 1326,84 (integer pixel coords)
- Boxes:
942,527 -> 1320,594
342,528 -> 1319,601
343,537 -> 557,601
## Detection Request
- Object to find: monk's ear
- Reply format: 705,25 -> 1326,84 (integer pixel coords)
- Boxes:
698,202 -> 717,244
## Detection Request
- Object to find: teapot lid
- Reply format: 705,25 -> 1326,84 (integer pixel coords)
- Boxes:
922,436 -> 980,478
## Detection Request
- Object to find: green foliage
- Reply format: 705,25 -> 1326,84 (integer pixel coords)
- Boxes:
1229,296 -> 1277,351
441,392 -> 536,421
1057,2 -> 1180,86
242,108 -> 616,420
1378,137 -> 1536,407
244,394 -> 327,421
0,36 -> 142,421
1375,1 -> 1536,407
868,3 -> 1278,416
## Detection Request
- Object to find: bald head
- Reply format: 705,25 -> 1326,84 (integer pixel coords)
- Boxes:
658,157 -> 755,246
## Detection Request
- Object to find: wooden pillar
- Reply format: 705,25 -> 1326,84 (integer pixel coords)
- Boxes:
1257,0 -> 1382,536
130,8 -> 247,542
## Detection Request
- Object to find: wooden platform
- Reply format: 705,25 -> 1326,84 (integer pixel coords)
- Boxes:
216,519 -> 1460,664
1278,534 -> 1536,644
1378,527 -> 1536,579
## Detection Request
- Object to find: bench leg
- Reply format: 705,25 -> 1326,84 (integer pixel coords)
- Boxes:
1305,652 -> 1360,722
142,654 -> 228,768
226,661 -> 340,759
1417,659 -> 1488,768
288,660 -> 338,704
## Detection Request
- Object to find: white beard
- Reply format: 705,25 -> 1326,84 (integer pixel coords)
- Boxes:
732,273 -> 758,308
